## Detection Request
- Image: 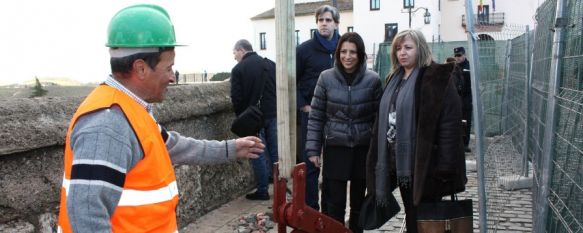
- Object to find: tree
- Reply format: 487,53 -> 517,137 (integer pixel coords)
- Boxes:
30,77 -> 48,98
210,72 -> 231,81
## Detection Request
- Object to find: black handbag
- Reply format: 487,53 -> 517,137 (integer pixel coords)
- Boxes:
359,192 -> 401,230
417,195 -> 473,233
230,60 -> 268,137
230,105 -> 264,137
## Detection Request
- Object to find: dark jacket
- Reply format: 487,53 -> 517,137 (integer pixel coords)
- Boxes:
459,59 -> 472,110
306,63 -> 382,157
230,52 -> 276,118
296,36 -> 335,108
366,62 -> 467,205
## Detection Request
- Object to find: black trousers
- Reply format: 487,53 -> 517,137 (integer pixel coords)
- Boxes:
322,177 -> 366,233
321,145 -> 368,233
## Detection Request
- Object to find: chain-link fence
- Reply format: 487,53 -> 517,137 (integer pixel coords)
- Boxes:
372,0 -> 582,231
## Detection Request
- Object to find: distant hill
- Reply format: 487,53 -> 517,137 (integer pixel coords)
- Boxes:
1,77 -> 91,87
24,77 -> 87,86
0,81 -> 97,99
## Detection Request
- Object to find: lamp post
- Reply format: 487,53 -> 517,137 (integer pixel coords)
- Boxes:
402,0 -> 431,28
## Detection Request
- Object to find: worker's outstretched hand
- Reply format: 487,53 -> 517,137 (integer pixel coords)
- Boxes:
235,136 -> 264,159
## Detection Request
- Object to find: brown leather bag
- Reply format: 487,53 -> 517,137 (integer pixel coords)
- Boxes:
417,196 -> 473,233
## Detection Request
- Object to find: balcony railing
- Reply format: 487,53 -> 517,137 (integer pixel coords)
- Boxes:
462,12 -> 505,27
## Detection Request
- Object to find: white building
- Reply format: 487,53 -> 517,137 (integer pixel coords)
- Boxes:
354,0 -> 542,59
251,0 -> 542,62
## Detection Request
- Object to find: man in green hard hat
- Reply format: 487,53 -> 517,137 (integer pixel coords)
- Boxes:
57,4 -> 264,233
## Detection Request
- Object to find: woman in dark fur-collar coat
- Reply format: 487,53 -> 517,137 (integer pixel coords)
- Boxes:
365,29 -> 467,232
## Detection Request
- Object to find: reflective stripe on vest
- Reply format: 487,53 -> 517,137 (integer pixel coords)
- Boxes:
58,85 -> 178,233
118,181 -> 178,206
57,226 -> 179,233
61,177 -> 178,206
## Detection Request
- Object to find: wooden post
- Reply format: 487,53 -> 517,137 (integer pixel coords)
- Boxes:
275,0 -> 296,179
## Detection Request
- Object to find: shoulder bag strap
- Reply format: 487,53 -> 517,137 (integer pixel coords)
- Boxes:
254,60 -> 269,108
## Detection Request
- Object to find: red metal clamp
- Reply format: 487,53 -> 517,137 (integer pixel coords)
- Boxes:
272,162 -> 352,233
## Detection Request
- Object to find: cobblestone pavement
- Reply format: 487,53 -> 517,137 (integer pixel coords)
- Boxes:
183,136 -> 533,233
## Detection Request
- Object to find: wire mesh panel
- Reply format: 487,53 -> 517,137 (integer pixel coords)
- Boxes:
529,3 -> 558,232
473,23 -> 538,232
373,42 -> 391,82
545,0 -> 583,231
506,33 -> 529,156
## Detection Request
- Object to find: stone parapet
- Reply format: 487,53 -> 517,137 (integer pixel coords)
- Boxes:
0,81 -> 255,232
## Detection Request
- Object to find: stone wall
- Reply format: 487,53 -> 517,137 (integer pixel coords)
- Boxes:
0,81 -> 255,233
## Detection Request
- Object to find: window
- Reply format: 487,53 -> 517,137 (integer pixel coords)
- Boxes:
295,30 -> 300,46
403,0 -> 414,8
347,26 -> 354,32
370,0 -> 380,10
477,5 -> 490,24
259,32 -> 266,50
384,23 -> 398,42
310,29 -> 317,38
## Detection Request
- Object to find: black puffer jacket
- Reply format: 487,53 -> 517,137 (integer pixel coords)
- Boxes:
306,63 -> 382,157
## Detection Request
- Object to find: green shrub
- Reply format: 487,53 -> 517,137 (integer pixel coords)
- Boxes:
210,72 -> 231,81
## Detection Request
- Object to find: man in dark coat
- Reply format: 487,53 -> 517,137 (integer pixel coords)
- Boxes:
454,47 -> 473,152
230,39 -> 277,200
296,4 -> 340,211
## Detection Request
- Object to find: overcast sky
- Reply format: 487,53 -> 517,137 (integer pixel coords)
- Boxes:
0,0 -> 275,85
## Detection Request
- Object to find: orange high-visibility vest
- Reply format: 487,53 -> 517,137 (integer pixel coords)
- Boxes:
58,85 -> 179,233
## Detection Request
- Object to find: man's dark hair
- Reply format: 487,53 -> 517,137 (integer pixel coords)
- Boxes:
315,5 -> 340,24
334,32 -> 366,72
110,47 -> 174,74
233,39 -> 253,52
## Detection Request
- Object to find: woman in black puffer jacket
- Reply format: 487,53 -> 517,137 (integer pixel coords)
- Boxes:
305,32 -> 381,233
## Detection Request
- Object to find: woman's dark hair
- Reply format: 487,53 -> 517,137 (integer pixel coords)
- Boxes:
334,32 -> 367,72
110,47 -> 174,74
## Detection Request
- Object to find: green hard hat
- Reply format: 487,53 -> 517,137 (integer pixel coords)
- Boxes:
106,4 -> 182,48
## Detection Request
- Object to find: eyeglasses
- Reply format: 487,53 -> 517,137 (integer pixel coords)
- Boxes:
318,18 -> 334,23
454,54 -> 463,57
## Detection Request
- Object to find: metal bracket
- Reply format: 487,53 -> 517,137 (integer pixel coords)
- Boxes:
272,163 -> 352,233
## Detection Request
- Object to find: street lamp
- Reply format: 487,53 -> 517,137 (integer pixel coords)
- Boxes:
422,8 -> 431,24
402,0 -> 431,28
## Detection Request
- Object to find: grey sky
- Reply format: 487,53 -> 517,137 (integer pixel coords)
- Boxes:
0,0 -> 274,85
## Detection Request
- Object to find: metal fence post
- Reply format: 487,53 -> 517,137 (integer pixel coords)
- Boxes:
534,0 -> 566,232
502,40 -> 512,133
464,0 -> 488,232
522,25 -> 532,178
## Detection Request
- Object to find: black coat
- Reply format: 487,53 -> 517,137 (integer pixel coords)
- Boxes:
230,52 -> 276,118
459,59 -> 473,110
296,36 -> 335,108
366,62 -> 467,205
306,63 -> 382,157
